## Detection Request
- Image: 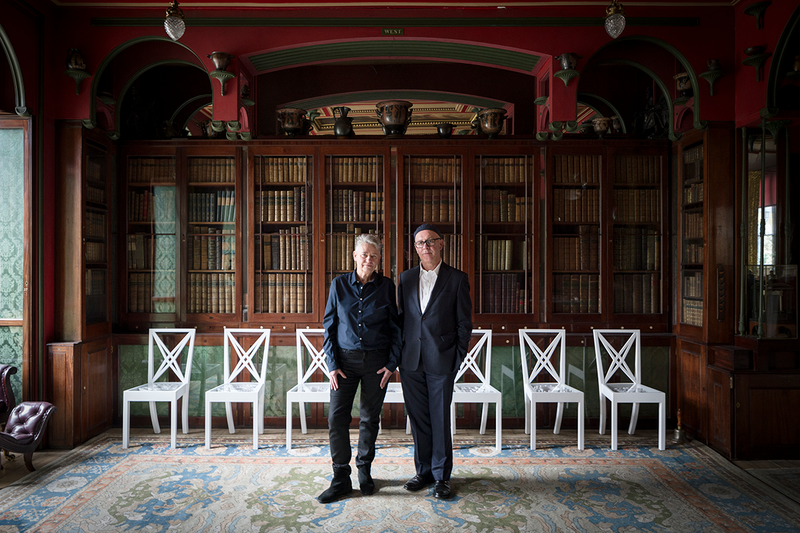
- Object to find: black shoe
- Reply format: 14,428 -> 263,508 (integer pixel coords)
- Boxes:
358,466 -> 374,496
403,474 -> 434,492
317,475 -> 353,504
433,480 -> 452,499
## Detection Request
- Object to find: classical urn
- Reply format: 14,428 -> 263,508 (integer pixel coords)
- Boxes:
333,106 -> 354,138
473,108 -> 507,139
276,107 -> 310,136
376,100 -> 413,137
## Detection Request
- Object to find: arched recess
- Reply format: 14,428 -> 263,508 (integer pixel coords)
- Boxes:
290,90 -> 505,112
0,23 -> 29,117
84,36 -> 207,131
577,92 -> 627,133
584,35 -> 706,132
170,94 -> 213,130
765,3 -> 800,113
585,59 -> 679,141
111,60 -> 208,139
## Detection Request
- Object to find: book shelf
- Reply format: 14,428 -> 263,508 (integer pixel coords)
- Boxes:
324,151 -> 389,295
252,152 -> 314,317
186,154 -> 238,316
548,150 -> 603,319
400,152 -> 464,272
123,151 -> 178,320
473,154 -> 534,315
85,142 -> 111,327
681,143 -> 704,327
611,152 -> 664,317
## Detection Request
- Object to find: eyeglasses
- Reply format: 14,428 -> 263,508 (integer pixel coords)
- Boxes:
414,237 -> 442,249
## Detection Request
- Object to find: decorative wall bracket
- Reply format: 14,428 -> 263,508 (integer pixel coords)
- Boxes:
743,1 -> 771,30
225,120 -> 241,141
765,119 -> 791,141
553,69 -> 579,87
209,70 -> 235,96
673,96 -> 691,107
65,69 -> 91,95
563,121 -> 579,133
239,132 -> 252,141
548,121 -> 563,132
698,69 -> 726,96
534,96 -> 549,106
535,131 -> 550,141
211,120 -> 226,134
742,53 -> 772,82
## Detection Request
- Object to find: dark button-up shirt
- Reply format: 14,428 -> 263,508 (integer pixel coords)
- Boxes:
323,271 -> 402,373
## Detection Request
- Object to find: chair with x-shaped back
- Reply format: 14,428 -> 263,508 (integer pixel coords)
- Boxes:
593,329 -> 666,450
286,329 -> 331,450
205,328 -> 271,450
122,328 -> 196,449
518,329 -> 584,450
451,329 -> 502,453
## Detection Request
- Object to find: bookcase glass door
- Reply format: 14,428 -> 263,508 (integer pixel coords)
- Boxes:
550,153 -> 602,315
474,155 -> 534,315
186,156 -> 237,315
681,144 -> 704,326
611,154 -> 662,315
253,155 -> 313,316
325,154 -> 384,295
85,142 -> 109,325
402,155 -> 463,271
125,156 -> 177,316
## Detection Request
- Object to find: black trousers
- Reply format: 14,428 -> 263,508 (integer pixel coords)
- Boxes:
328,348 -> 390,471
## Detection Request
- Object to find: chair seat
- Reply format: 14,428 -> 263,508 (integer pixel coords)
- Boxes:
288,383 -> 330,396
454,383 -> 497,395
526,383 -> 582,395
127,382 -> 186,393
207,382 -> 263,395
605,383 -> 662,395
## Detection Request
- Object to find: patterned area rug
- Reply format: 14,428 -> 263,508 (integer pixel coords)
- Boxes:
1,432 -> 799,532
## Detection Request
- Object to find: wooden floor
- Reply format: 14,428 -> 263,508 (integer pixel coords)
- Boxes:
2,427 -> 799,495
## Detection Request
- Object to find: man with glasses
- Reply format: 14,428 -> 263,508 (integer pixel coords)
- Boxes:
397,223 -> 472,500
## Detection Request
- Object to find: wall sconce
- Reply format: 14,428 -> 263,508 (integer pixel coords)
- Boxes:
164,0 -> 186,41
604,0 -> 626,39
64,49 -> 91,95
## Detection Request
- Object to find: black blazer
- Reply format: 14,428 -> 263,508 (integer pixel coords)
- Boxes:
398,262 -> 473,375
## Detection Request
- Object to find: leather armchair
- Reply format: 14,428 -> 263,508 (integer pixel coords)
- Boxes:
0,364 -> 18,428
0,402 -> 57,471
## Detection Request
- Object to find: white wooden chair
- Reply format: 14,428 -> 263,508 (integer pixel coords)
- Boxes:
593,329 -> 666,451
518,329 -> 584,450
451,329 -> 502,453
205,328 -> 271,450
286,329 -> 331,450
122,328 -> 196,449
382,379 -> 412,434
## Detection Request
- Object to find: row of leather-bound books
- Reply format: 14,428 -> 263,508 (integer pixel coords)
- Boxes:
478,273 -> 527,314
85,211 -> 106,239
254,273 -> 312,314
612,273 -> 661,314
612,227 -> 661,271
127,157 -> 175,183
611,189 -> 660,224
683,242 -> 703,264
188,273 -> 236,314
187,157 -> 236,183
613,155 -> 661,185
328,156 -> 380,184
255,227 -> 311,271
683,181 -> 704,205
87,183 -> 106,204
408,189 -> 461,223
474,157 -> 532,184
683,271 -> 703,298
328,189 -> 384,222
255,188 -> 308,223
255,156 -> 310,184
552,155 -> 602,185
127,189 -> 176,223
552,274 -> 600,314
682,300 -> 704,326
407,157 -> 462,184
187,228 -> 236,271
480,189 -> 530,223
85,269 -> 106,296
85,242 -> 106,263
86,155 -> 106,183
684,212 -> 704,240
480,239 -> 527,272
552,188 -> 600,223
127,273 -> 175,314
188,191 -> 236,223
553,227 -> 599,271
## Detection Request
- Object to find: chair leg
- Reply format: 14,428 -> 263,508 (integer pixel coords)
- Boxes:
149,401 -> 161,434
554,402 -> 564,435
629,402 -> 640,435
23,452 -> 35,472
450,402 -> 456,436
122,397 -> 130,449
495,400 -> 502,454
405,415 -> 411,434
480,402 -> 489,435
225,401 -> 236,434
258,395 -> 265,434
286,398 -> 292,450
611,400 -> 618,451
658,401 -> 666,451
299,401 -> 308,434
252,400 -> 259,450
182,394 -> 189,435
530,400 -> 537,451
524,395 -> 530,435
205,397 -> 212,450
171,399 -> 178,449
598,394 -> 606,435
577,399 -> 585,451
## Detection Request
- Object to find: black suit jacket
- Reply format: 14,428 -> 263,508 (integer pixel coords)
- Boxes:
398,262 -> 473,375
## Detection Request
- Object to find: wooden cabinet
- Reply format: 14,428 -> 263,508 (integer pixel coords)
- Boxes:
46,338 -> 113,449
55,122 -> 113,341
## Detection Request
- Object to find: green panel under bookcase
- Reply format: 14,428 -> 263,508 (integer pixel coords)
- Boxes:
0,128 -> 25,319
0,326 -> 23,402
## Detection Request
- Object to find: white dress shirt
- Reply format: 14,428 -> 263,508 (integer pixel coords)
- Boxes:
419,260 -> 442,313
